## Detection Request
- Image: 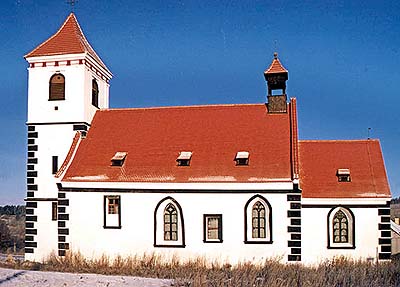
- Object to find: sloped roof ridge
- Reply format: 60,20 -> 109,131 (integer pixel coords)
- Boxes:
25,13 -> 82,57
265,57 -> 288,74
100,103 -> 267,112
300,139 -> 379,143
25,13 -> 109,72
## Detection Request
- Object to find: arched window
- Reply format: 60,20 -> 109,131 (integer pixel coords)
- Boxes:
252,201 -> 266,238
328,207 -> 355,248
164,203 -> 178,241
92,79 -> 99,107
333,210 -> 348,243
154,197 -> 185,247
244,195 -> 272,243
49,73 -> 65,100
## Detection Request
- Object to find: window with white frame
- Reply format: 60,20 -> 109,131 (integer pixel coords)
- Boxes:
235,151 -> 249,166
176,151 -> 192,166
203,214 -> 222,243
328,207 -> 355,249
154,197 -> 185,247
244,195 -> 272,243
104,195 -> 121,229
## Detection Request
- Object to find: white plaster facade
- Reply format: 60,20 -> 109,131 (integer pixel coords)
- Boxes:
63,189 -> 293,264
24,51 -> 111,261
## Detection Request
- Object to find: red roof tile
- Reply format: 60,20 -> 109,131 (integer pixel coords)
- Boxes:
25,13 -> 108,72
63,104 -> 295,183
299,140 -> 391,198
264,53 -> 288,74
55,132 -> 81,178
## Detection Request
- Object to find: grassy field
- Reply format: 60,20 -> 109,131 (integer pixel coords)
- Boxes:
1,252 -> 400,287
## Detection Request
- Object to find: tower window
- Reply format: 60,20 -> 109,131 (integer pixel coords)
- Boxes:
337,169 -> 351,182
49,73 -> 65,101
92,79 -> 99,108
235,151 -> 249,166
177,151 -> 192,166
52,202 -> 58,221
52,156 -> 58,174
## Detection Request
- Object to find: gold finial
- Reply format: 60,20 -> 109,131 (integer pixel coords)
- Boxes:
273,52 -> 278,59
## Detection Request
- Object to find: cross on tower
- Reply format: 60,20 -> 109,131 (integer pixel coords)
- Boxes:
66,0 -> 78,10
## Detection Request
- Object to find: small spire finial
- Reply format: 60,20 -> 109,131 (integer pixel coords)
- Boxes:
66,0 -> 78,11
273,52 -> 278,59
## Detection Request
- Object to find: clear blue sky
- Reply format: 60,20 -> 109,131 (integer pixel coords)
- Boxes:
0,0 -> 399,204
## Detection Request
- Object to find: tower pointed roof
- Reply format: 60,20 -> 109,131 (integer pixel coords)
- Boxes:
264,52 -> 288,74
25,13 -> 109,73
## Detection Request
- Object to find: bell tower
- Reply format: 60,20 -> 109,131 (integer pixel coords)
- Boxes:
264,52 -> 288,113
24,13 -> 112,261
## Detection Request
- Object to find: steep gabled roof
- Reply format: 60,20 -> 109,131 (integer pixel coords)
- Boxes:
62,103 -> 296,183
264,53 -> 288,74
299,140 -> 391,198
25,13 -> 109,72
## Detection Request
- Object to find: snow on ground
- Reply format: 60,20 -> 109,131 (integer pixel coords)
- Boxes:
0,267 -> 173,287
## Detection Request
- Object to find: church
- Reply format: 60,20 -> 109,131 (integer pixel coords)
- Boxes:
24,13 -> 391,265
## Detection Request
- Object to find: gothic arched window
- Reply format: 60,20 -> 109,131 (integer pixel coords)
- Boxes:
244,195 -> 272,243
154,197 -> 185,247
164,203 -> 178,241
333,210 -> 348,243
328,207 -> 355,248
252,201 -> 266,238
92,79 -> 99,107
49,73 -> 65,100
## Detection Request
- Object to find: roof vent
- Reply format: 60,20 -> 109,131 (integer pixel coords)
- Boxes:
111,152 -> 127,166
177,151 -> 192,166
337,168 -> 351,182
235,151 -> 249,166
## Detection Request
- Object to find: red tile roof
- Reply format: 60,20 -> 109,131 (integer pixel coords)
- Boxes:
63,104 -> 296,183
299,140 -> 391,198
55,132 -> 81,178
264,53 -> 288,74
25,13 -> 109,72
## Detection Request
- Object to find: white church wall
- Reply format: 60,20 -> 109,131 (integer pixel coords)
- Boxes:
83,65 -> 110,123
27,63 -> 86,124
25,201 -> 58,262
65,191 -> 291,264
33,125 -> 76,198
301,202 -> 382,265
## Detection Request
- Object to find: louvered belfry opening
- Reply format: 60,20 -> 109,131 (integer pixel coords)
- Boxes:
49,73 -> 65,100
264,53 -> 288,113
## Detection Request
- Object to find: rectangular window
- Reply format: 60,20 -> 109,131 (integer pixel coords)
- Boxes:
111,152 -> 127,166
235,151 -> 249,166
104,195 -> 121,229
108,197 -> 120,214
52,202 -> 58,221
52,156 -> 58,174
337,169 -> 351,182
176,151 -> 192,166
203,214 -> 223,243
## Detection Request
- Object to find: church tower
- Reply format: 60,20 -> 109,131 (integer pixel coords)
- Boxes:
24,13 -> 112,260
264,52 -> 288,113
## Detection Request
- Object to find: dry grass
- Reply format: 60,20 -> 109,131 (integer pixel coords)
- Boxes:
2,252 -> 400,286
